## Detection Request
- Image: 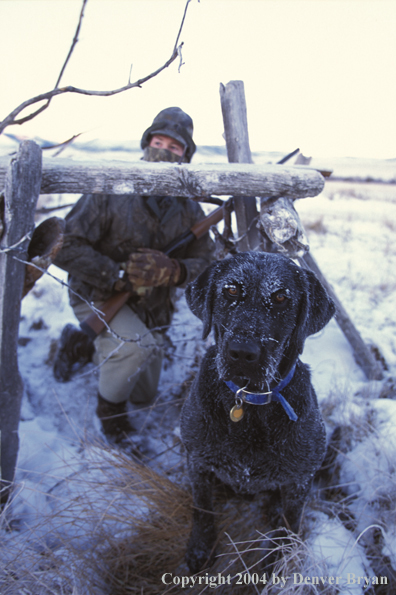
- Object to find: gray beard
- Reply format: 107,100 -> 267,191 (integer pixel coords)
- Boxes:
142,146 -> 187,163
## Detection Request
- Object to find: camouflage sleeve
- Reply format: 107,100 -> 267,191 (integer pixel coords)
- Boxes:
54,194 -> 120,292
177,201 -> 216,287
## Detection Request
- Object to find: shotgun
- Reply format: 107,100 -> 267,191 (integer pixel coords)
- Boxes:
79,204 -> 224,339
79,147 -> 303,340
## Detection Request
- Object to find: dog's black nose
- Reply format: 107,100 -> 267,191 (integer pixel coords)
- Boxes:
227,339 -> 260,363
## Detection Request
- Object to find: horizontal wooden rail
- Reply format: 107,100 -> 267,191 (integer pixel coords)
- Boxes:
0,156 -> 325,199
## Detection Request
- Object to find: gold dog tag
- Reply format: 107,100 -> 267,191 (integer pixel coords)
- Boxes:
230,403 -> 244,422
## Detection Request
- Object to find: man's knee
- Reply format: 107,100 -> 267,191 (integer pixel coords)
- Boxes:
128,347 -> 164,404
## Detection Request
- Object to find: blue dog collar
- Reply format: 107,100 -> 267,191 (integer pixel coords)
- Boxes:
226,362 -> 298,422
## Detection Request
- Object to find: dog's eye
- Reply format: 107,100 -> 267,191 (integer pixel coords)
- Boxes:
223,284 -> 240,300
271,291 -> 289,306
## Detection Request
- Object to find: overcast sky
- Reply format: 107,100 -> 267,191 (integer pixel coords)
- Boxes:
1,0 -> 395,159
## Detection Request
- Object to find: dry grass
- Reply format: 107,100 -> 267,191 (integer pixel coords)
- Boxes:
0,443 -> 192,595
3,375 -> 396,595
94,453 -> 192,594
1,440 -> 348,595
2,422 -> 396,594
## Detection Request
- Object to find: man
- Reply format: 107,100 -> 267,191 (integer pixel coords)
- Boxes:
54,107 -> 215,441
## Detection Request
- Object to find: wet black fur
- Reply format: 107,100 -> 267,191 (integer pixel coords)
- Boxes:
180,252 -> 335,573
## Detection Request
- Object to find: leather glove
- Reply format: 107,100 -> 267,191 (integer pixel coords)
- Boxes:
125,248 -> 182,288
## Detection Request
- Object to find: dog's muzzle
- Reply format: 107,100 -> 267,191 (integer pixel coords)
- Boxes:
227,338 -> 261,364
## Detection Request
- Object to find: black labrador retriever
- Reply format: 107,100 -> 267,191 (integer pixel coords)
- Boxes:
180,252 -> 335,573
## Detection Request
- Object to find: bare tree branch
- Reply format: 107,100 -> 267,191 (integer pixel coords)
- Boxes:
0,0 -> 193,136
5,0 -> 89,130
54,0 -> 88,90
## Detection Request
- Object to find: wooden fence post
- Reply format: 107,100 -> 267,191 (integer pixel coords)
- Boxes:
0,140 -> 42,504
220,80 -> 261,250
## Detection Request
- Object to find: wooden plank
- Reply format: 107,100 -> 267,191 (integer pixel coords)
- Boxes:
299,252 -> 383,380
220,80 -> 260,250
0,140 -> 42,504
0,156 -> 325,200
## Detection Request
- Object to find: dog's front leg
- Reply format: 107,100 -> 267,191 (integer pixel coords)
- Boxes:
280,480 -> 312,534
185,460 -> 217,574
260,481 -> 312,573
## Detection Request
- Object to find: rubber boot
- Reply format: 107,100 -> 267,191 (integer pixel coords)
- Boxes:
53,324 -> 95,382
96,393 -> 134,442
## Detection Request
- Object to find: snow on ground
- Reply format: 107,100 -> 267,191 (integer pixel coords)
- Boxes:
1,147 -> 396,593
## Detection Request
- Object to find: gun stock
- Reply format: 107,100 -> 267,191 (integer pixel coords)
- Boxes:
80,290 -> 131,340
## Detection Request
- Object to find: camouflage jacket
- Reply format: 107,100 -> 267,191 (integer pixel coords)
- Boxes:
54,193 -> 215,329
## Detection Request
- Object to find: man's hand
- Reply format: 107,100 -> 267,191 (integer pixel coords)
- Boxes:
125,248 -> 182,288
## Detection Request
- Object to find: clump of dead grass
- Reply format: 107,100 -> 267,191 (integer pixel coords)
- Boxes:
0,442 -> 192,595
3,419 -> 396,595
94,452 -> 192,594
1,440 -> 343,595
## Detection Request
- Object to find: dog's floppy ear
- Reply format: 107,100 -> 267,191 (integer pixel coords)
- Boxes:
185,262 -> 218,339
292,268 -> 336,355
304,268 -> 336,336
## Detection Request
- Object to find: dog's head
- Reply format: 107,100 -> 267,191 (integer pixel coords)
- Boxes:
186,252 -> 335,389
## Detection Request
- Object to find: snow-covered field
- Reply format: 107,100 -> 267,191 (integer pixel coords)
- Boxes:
1,143 -> 396,594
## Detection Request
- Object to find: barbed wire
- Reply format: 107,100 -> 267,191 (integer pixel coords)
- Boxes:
14,254 -> 206,349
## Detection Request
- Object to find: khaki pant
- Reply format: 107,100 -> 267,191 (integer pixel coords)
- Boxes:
73,301 -> 164,404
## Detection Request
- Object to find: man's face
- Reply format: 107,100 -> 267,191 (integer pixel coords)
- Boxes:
149,134 -> 185,157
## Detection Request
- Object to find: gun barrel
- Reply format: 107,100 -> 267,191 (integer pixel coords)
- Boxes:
190,206 -> 224,240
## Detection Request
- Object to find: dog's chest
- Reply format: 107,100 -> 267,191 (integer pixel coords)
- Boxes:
201,420 -> 305,493
211,456 -> 288,493
182,353 -> 326,494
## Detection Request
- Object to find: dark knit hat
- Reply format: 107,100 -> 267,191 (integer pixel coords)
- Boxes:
141,107 -> 196,162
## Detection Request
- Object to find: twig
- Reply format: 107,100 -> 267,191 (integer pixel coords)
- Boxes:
0,0 -> 193,135
177,43 -> 185,73
54,0 -> 88,91
50,133 -> 84,156
0,231 -> 32,253
7,0 -> 89,129
224,532 -> 261,595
